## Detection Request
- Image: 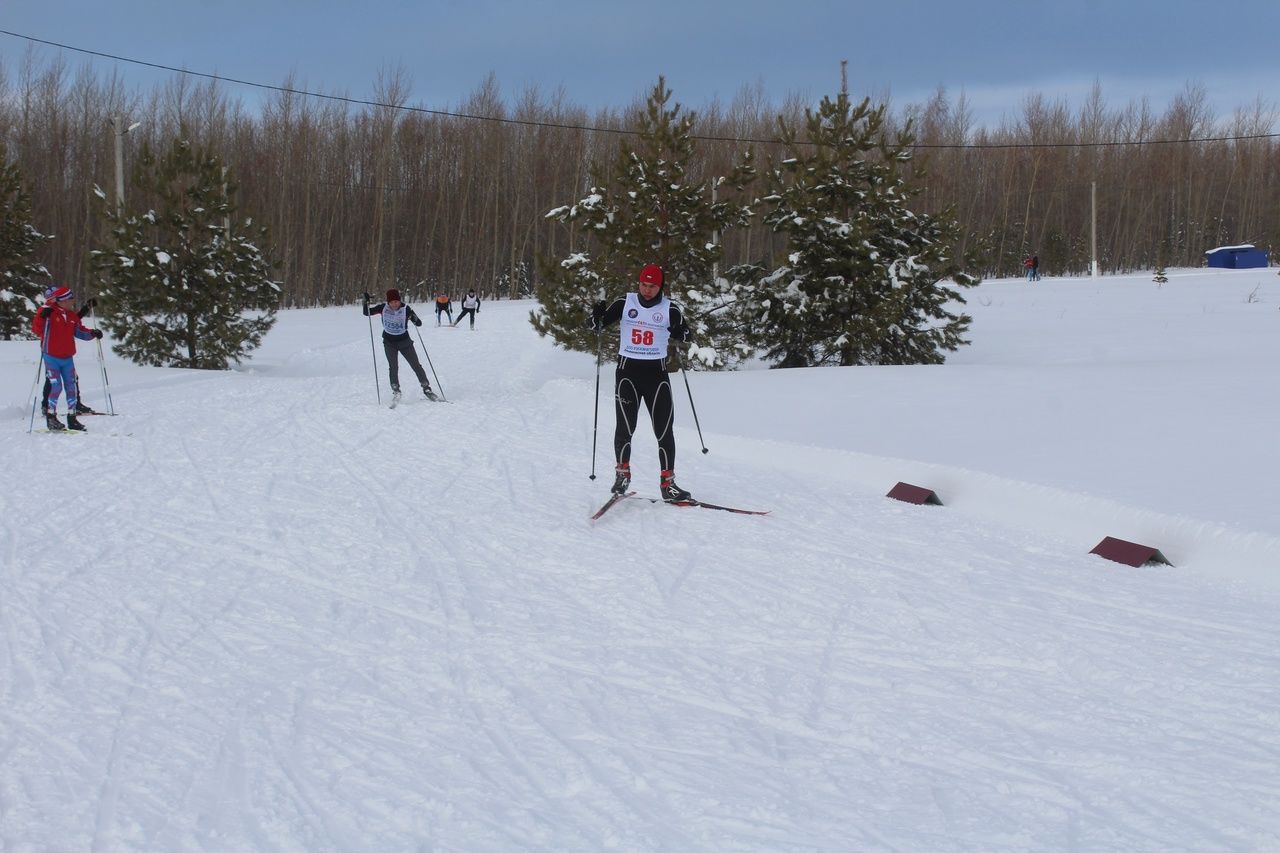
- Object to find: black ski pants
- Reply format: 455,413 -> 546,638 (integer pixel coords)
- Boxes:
455,307 -> 477,328
614,357 -> 676,472
383,334 -> 428,391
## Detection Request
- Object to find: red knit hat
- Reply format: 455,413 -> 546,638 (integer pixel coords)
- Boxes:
638,264 -> 664,287
386,288 -> 401,302
48,286 -> 74,302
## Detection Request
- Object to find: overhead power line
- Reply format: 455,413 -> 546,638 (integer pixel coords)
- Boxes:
3,28 -> 1280,151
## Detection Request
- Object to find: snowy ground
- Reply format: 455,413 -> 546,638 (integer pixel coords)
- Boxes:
2,269 -> 1279,851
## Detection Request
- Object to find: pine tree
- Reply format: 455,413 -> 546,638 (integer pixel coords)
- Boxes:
498,261 -> 533,299
1153,266 -> 1168,285
531,77 -> 754,368
90,133 -> 281,369
0,144 -> 52,340
727,93 -> 977,367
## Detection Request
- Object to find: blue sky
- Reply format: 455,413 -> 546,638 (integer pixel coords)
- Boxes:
4,0 -> 1280,129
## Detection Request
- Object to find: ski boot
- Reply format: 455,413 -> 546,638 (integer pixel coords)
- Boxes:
610,462 -> 631,496
422,383 -> 438,402
66,413 -> 87,431
45,411 -> 66,431
75,401 -> 98,415
659,469 -> 692,503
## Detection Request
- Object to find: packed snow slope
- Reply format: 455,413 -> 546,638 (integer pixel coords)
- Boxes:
2,269 -> 1279,851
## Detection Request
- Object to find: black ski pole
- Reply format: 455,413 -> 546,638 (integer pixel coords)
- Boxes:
413,325 -> 447,401
364,295 -> 381,405
589,328 -> 603,480
678,352 -> 709,454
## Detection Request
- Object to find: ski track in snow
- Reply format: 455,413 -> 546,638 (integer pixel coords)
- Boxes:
2,286 -> 1280,850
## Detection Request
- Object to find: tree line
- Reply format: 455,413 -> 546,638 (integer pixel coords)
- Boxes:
3,50 -> 1278,312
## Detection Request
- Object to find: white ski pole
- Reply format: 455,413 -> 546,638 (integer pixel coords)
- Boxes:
27,319 -> 51,433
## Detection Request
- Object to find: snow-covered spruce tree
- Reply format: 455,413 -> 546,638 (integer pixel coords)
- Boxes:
498,260 -> 533,299
531,77 -> 754,367
0,145 -> 52,340
727,93 -> 977,367
91,134 -> 280,368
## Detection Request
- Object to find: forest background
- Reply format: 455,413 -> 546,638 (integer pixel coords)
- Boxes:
3,49 -> 1276,305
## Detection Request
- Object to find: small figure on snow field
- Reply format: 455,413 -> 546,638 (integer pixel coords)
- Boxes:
33,286 -> 101,431
589,263 -> 694,503
434,292 -> 453,326
363,288 -> 436,401
453,290 -> 480,329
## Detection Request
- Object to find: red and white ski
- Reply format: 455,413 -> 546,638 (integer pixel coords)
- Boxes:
590,491 -> 637,521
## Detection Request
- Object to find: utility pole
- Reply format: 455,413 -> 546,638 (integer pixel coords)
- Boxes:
1090,181 -> 1099,278
112,116 -> 141,216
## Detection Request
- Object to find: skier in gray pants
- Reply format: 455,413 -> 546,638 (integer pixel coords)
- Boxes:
363,288 -> 436,401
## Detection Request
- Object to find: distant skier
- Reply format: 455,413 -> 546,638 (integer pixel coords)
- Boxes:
453,290 -> 480,329
434,292 -> 453,326
589,263 -> 694,502
363,288 -> 437,402
40,289 -> 99,417
32,286 -> 101,431
1031,255 -> 1040,281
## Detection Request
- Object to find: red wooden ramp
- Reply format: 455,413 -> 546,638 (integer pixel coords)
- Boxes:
1090,536 -> 1173,567
886,482 -> 943,506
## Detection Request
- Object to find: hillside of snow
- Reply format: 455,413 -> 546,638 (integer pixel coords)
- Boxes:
2,270 -> 1278,850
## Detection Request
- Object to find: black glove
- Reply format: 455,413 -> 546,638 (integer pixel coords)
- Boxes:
39,305 -> 52,318
412,316 -> 422,327
588,300 -> 607,330
362,292 -> 372,303
91,328 -> 104,339
81,298 -> 97,315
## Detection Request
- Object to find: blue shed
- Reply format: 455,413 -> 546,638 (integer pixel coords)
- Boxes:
1205,244 -> 1269,269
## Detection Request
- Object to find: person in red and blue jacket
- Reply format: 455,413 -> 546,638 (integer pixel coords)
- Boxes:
32,286 -> 101,431
39,286 -> 98,417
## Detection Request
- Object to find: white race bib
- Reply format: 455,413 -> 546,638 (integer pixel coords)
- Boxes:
382,304 -> 409,335
618,293 -> 671,360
